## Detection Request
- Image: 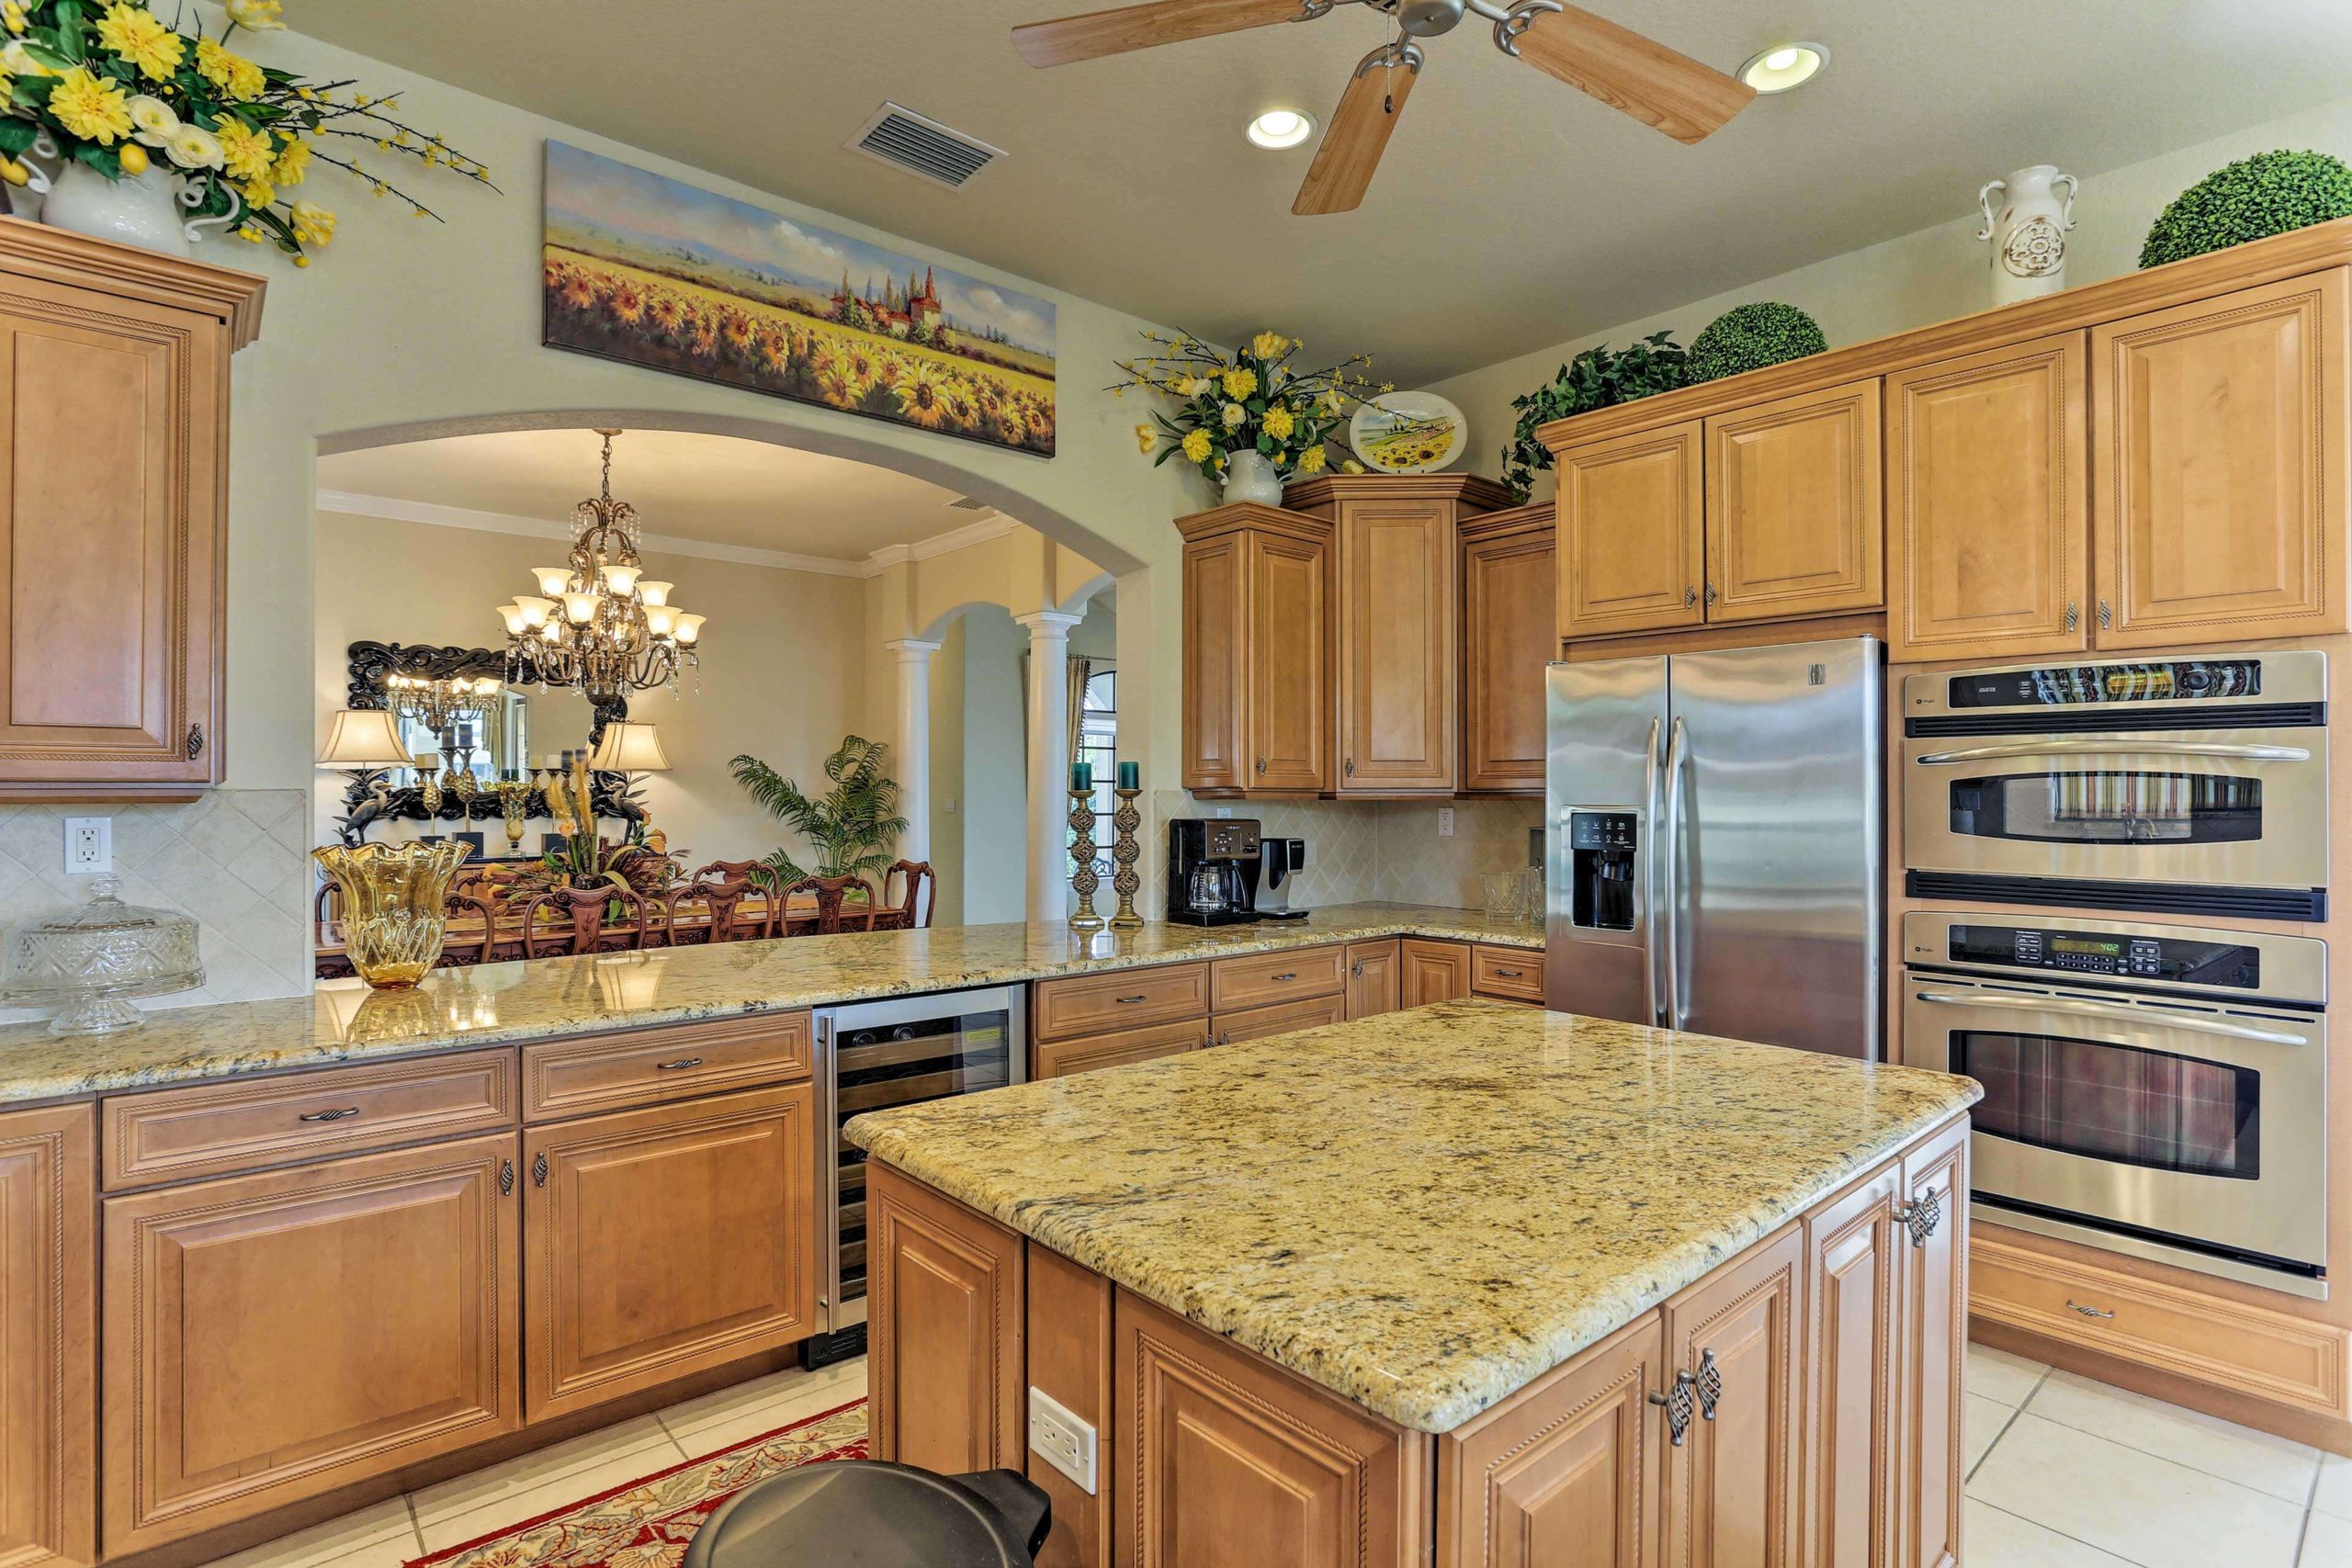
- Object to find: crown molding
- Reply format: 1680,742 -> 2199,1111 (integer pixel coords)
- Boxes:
317,490 -> 872,577
863,510 -> 1021,572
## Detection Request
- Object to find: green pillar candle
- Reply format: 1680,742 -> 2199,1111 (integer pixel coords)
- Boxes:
1071,761 -> 1093,791
1117,761 -> 1139,790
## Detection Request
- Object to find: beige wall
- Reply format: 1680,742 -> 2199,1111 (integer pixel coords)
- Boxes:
315,511 -> 865,870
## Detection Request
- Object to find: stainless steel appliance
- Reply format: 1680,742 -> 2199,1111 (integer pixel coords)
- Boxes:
1902,651 -> 2328,920
1903,911 -> 2327,1297
1168,818 -> 1264,925
1546,637 -> 1884,1058
812,986 -> 1026,1347
1257,838 -> 1309,919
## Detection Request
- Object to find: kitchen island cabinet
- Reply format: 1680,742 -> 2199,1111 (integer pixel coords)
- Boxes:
852,999 -> 1980,1568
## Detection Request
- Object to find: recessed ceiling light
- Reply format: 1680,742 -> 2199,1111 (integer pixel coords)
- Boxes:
1738,41 -> 1828,94
1246,108 -> 1315,150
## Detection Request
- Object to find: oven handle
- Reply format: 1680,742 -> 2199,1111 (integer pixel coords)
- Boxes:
1910,989 -> 2310,1047
1913,740 -> 2311,765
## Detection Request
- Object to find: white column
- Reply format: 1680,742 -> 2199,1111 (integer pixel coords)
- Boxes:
1014,610 -> 1083,925
885,637 -> 940,865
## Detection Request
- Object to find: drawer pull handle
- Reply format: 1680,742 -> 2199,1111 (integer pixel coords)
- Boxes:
1272,972 -> 1298,982
1116,994 -> 1150,1005
1894,1189 -> 1943,1247
299,1106 -> 361,1122
655,1056 -> 704,1071
1649,1371 -> 1696,1446
1493,968 -> 1524,978
2066,1299 -> 2115,1320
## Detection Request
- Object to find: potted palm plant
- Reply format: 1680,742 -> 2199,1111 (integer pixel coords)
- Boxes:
730,736 -> 907,930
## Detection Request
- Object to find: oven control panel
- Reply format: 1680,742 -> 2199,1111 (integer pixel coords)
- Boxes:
1949,923 -> 2260,989
1946,658 -> 2262,708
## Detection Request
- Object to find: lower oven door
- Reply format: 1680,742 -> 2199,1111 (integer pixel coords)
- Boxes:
1905,973 -> 2326,1281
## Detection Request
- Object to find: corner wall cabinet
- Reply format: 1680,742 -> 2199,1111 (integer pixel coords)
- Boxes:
1542,225 -> 2352,662
1458,504 -> 1556,795
0,225 -> 263,798
1175,503 -> 1331,795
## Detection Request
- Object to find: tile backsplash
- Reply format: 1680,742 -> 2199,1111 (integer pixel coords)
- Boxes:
0,791 -> 312,1022
1154,791 -> 1542,915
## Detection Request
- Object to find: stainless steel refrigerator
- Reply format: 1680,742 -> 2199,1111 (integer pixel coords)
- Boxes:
1545,637 -> 1884,1058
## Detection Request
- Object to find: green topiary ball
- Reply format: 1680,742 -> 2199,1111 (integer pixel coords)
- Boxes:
1686,302 -> 1827,385
2141,150 -> 2352,269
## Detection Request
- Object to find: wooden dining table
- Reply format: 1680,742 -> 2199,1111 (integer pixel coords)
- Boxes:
312,891 -> 910,980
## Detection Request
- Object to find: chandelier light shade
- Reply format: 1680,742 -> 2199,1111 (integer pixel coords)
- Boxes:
384,671 -> 502,734
317,708 -> 417,767
586,720 -> 673,773
496,430 -> 706,704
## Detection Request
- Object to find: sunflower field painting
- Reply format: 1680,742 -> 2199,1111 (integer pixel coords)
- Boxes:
542,142 -> 1057,456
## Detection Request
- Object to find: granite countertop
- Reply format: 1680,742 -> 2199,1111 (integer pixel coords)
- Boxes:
849,999 -> 1980,1434
0,902 -> 1539,1106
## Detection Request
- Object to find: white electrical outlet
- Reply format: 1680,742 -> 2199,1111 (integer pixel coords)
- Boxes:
1027,1385 -> 1097,1495
64,817 -> 110,874
1438,807 -> 1455,838
1215,807 -> 1232,818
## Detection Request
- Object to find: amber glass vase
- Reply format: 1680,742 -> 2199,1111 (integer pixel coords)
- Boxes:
312,841 -> 476,988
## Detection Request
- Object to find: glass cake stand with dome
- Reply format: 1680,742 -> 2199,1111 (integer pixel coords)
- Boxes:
1,877 -> 204,1034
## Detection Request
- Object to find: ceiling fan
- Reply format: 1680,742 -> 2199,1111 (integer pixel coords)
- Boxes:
1012,0 -> 1755,215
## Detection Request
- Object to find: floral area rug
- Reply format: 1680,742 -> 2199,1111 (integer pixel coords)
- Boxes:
408,1399 -> 868,1568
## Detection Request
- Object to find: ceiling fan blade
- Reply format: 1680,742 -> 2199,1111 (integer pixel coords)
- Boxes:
1293,43 -> 1421,217
1012,0 -> 1319,67
1509,4 -> 1753,144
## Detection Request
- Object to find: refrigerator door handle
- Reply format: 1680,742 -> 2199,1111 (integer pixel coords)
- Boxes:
1660,716 -> 1689,1032
1642,716 -> 1663,1027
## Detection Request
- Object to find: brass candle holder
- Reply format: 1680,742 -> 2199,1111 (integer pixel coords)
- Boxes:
1109,784 -> 1144,930
1067,784 -> 1103,932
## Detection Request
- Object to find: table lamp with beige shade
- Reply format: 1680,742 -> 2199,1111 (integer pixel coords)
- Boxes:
587,720 -> 673,850
313,708 -> 474,990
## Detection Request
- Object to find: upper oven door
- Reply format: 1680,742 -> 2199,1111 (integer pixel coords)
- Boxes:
1904,974 -> 2327,1273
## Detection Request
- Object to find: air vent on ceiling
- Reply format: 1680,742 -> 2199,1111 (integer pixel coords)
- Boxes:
848,103 -> 1003,190
947,496 -> 991,512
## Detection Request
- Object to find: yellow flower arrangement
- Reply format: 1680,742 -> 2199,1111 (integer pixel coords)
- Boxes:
1181,429 -> 1214,463
1,0 -> 492,262
1220,367 -> 1258,400
1115,328 -> 1374,485
1250,331 -> 1288,360
1262,405 -> 1295,441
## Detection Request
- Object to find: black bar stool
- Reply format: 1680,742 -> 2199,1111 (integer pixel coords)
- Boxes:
683,1461 -> 1051,1568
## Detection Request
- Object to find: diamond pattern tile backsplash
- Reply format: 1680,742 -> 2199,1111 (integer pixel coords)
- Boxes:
0,791 -> 312,1022
1151,791 -> 1542,916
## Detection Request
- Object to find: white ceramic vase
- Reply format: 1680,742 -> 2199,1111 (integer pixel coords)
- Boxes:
38,163 -> 241,258
1220,446 -> 1284,508
1977,164 -> 2080,305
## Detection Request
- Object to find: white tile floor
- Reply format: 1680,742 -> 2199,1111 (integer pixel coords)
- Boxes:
199,1347 -> 2352,1568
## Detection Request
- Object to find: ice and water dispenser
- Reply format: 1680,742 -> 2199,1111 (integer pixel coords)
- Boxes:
1566,810 -> 1639,932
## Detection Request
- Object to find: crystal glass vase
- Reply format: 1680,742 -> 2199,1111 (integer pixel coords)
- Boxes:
312,841 -> 476,989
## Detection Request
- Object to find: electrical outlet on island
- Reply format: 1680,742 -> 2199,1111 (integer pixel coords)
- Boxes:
1438,807 -> 1455,838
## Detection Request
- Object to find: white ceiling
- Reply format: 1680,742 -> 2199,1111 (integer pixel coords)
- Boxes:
316,428 -> 983,565
294,0 -> 2352,385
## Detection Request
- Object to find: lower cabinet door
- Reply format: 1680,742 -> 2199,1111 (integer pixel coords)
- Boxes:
1345,939 -> 1402,1020
865,1162 -> 1025,1473
1661,1224 -> 1804,1568
102,1134 -> 522,1554
1438,1311 -> 1666,1568
1115,1289 -> 1426,1567
524,1084 -> 816,1423
1901,1122 -> 1968,1568
0,1105 -> 94,1568
1401,939 -> 1473,1009
1803,1160 -> 1904,1568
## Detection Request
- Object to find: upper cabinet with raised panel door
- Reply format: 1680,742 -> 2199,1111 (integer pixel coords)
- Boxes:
0,227 -> 263,799
1459,504 -> 1555,795
1557,420 -> 1706,639
1287,475 -> 1513,795
1888,333 -> 2089,662
2093,268 -> 2349,648
1176,504 -> 1330,796
1705,378 -> 1883,624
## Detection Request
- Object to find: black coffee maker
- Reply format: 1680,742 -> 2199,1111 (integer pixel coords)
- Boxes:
1167,818 -> 1262,926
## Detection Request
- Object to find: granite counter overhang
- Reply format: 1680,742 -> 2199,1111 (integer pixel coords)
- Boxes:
848,999 -> 1982,1434
0,902 -> 1540,1108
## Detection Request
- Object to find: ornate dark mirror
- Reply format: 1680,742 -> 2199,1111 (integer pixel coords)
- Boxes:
332,640 -> 645,846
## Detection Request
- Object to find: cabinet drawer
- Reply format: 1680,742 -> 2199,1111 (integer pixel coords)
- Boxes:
1034,964 -> 1209,1043
102,1049 -> 515,1190
1213,993 -> 1347,1047
1470,946 -> 1544,1003
1972,1229 -> 2350,1417
1209,944 -> 1346,1012
1035,1017 -> 1211,1079
522,1012 -> 811,1122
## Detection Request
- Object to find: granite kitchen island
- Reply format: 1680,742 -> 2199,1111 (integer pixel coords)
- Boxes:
848,998 -> 1983,1568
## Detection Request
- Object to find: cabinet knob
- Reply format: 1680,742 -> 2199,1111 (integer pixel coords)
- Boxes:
2098,598 -> 2112,628
1894,1187 -> 1943,1247
1693,1348 -> 1722,1422
498,1158 -> 514,1197
185,722 -> 205,760
1684,585 -> 1697,608
2064,600 -> 2079,631
532,1151 -> 549,1188
1649,1371 -> 1696,1446
1256,758 -> 1266,774
1703,583 -> 1718,608
1344,759 -> 1354,778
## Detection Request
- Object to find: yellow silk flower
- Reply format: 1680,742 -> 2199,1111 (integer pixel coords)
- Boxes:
214,118 -> 274,181
1249,332 -> 1288,360
196,36 -> 266,100
289,199 -> 336,246
95,4 -> 183,83
271,136 -> 310,186
1262,406 -> 1295,441
1299,445 -> 1329,474
47,66 -> 132,144
1181,429 -> 1214,463
1220,367 -> 1258,400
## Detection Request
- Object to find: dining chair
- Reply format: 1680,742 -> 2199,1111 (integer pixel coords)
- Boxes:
436,887 -> 502,969
684,861 -> 778,943
780,874 -> 878,936
879,861 -> 937,930
519,885 -> 651,958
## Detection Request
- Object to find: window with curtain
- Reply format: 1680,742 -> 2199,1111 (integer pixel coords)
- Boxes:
1077,666 -> 1117,877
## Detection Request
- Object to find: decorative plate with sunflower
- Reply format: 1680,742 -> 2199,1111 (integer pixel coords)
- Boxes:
1348,391 -> 1466,475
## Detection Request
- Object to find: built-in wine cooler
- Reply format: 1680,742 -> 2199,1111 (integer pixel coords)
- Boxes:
808,986 -> 1026,1358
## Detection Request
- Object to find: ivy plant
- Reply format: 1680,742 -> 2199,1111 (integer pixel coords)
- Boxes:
1498,331 -> 1689,502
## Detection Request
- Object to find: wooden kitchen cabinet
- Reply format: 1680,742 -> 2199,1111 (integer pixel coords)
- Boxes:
1461,504 -> 1556,794
102,1133 -> 521,1553
1345,938 -> 1401,1019
1214,992 -> 1347,1046
2092,268 -> 2350,647
1557,421 -> 1706,639
1401,938 -> 1473,1009
1177,505 -> 1330,795
1703,378 -> 1883,625
0,227 -> 262,798
1662,1224 -> 1804,1568
867,1161 -> 1026,1474
0,1105 -> 93,1568
1035,1017 -> 1209,1079
1803,1159 -> 1905,1568
1887,333 -> 2089,662
1901,1122 -> 1968,1568
522,1084 -> 816,1423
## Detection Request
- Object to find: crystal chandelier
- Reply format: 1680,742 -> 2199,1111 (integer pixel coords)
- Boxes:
495,430 -> 706,704
384,671 -> 501,734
